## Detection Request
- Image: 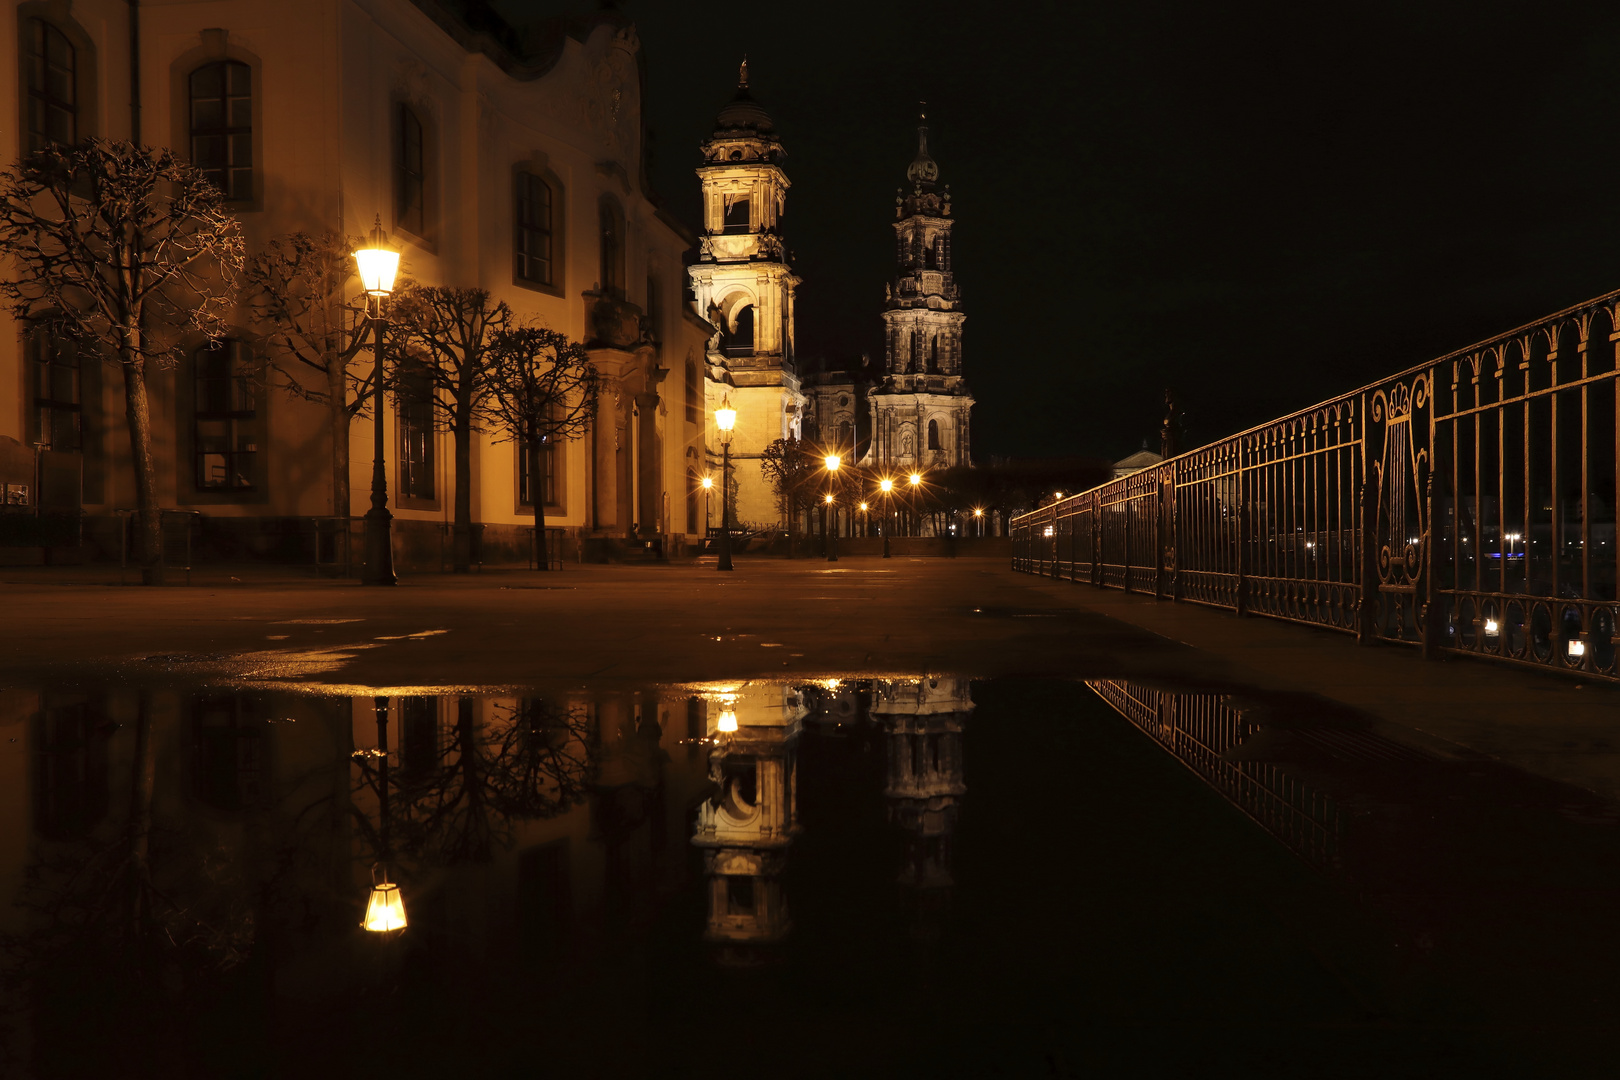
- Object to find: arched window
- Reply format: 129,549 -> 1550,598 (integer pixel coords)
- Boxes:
515,171 -> 553,285
729,305 -> 755,356
25,19 -> 76,151
724,197 -> 750,232
193,340 -> 256,491
928,335 -> 939,373
396,104 -> 426,235
598,195 -> 625,295
924,239 -> 937,269
190,60 -> 253,200
928,419 -> 941,450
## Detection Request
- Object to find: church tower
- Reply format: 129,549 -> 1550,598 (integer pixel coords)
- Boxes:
869,111 -> 973,473
689,61 -> 805,528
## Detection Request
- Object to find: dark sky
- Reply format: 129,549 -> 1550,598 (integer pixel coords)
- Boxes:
496,0 -> 1620,463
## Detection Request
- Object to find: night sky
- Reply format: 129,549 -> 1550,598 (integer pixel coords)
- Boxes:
496,0 -> 1620,463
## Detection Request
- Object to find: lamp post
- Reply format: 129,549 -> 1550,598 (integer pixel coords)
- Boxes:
354,218 -> 400,587
363,694 -> 407,935
880,477 -> 893,558
824,454 -> 841,562
859,501 -> 869,541
974,506 -> 984,538
715,396 -> 736,572
701,475 -> 714,534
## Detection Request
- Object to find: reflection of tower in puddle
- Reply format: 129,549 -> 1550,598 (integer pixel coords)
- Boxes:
872,677 -> 969,942
692,683 -> 805,959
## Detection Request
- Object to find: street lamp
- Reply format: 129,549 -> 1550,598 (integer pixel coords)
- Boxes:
701,474 -> 714,534
880,477 -> 894,558
824,455 -> 841,562
715,396 -> 736,572
362,694 -> 406,935
354,217 -> 399,586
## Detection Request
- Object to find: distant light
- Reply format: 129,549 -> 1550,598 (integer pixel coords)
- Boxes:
860,501 -> 868,511
1506,533 -> 1521,542
824,493 -> 834,504
909,473 -> 922,487
1054,491 -> 1063,499
825,678 -> 841,690
363,881 -> 407,933
1043,526 -> 1054,537
974,508 -> 983,517
701,476 -> 714,490
717,709 -> 738,733
1305,541 -> 1315,549
1569,639 -> 1587,659
1484,618 -> 1499,636
880,478 -> 894,493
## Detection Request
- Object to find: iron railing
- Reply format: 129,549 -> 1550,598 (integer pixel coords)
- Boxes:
1087,679 -> 1344,870
1015,285 -> 1620,681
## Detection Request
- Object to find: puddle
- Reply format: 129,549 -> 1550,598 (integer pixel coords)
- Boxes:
3,675 -> 1615,1075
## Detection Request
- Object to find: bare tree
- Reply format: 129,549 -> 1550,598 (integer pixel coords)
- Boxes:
760,437 -> 820,556
483,326 -> 599,571
0,140 -> 244,584
387,286 -> 511,572
244,232 -> 379,564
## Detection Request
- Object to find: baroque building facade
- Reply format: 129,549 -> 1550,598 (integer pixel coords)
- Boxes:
0,0 -> 713,567
688,62 -> 804,530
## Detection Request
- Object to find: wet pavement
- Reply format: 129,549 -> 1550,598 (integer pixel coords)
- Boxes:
6,559 -> 1620,1075
4,669 -> 1620,1077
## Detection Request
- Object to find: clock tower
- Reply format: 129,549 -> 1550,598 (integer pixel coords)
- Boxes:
689,61 -> 805,528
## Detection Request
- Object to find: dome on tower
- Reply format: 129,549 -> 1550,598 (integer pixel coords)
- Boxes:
713,58 -> 775,135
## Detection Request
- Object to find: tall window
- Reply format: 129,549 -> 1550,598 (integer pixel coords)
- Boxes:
723,197 -> 750,232
397,104 -> 426,236
518,431 -> 560,509
189,61 -> 252,200
397,367 -> 435,500
928,335 -> 939,373
25,19 -> 76,151
27,326 -> 80,451
194,340 -> 256,491
515,171 -> 553,285
928,419 -> 941,451
598,195 -> 624,295
728,305 -> 755,356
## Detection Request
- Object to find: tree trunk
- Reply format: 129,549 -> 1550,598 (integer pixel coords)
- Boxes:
126,693 -> 156,949
531,440 -> 549,571
453,406 -> 473,573
121,358 -> 164,585
329,356 -> 351,570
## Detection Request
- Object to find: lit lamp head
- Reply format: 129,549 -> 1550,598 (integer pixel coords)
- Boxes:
825,454 -> 841,472
909,472 -> 922,487
717,708 -> 738,734
701,476 -> 714,491
715,395 -> 737,445
880,478 -> 894,494
860,501 -> 868,512
353,216 -> 400,299
974,507 -> 983,517
362,867 -> 407,934
824,493 -> 834,505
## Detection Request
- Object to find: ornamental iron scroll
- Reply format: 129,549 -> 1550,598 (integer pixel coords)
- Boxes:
1369,373 -> 1433,641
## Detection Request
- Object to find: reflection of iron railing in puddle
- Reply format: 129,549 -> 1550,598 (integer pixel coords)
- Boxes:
1087,679 -> 1345,871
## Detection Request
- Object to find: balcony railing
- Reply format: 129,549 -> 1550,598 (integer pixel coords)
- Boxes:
1013,285 -> 1620,681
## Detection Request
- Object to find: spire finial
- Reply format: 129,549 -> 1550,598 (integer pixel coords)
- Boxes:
739,56 -> 749,89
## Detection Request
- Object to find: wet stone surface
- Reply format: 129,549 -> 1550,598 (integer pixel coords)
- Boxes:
1,674 -> 1617,1077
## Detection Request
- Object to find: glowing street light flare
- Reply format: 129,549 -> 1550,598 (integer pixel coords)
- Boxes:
717,709 -> 738,733
363,880 -> 407,933
824,493 -> 834,504
825,454 -> 841,471
880,478 -> 894,493
353,217 -> 399,297
909,473 -> 922,487
701,476 -> 713,490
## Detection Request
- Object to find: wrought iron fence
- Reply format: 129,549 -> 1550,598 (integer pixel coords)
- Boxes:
1014,285 -> 1620,681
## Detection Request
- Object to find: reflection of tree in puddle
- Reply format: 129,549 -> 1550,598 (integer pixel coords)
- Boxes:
351,695 -> 595,869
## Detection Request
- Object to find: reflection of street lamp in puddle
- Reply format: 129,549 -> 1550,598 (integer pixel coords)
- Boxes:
717,707 -> 738,734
